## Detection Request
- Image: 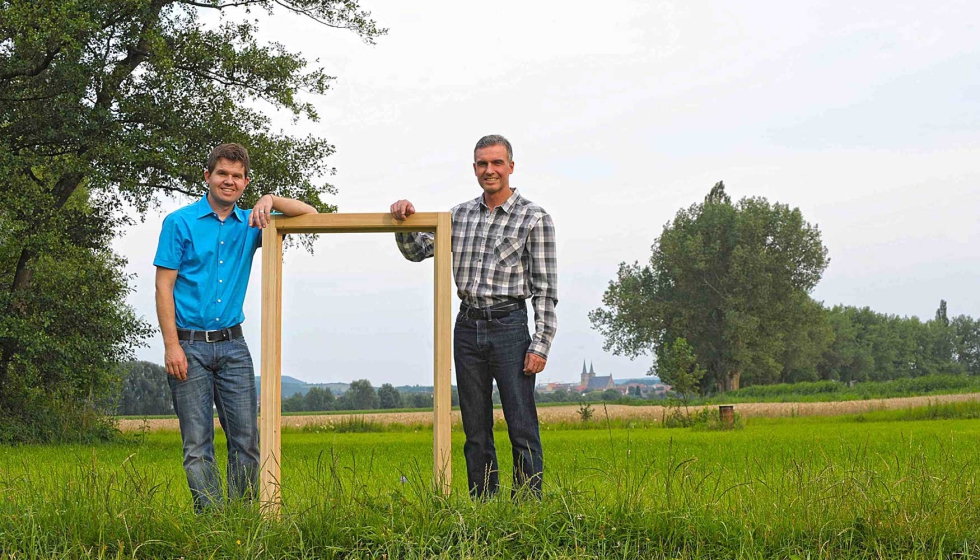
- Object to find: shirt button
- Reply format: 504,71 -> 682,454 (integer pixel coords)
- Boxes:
219,279 -> 223,283
219,260 -> 224,264
215,318 -> 220,321
217,299 -> 222,303
221,241 -> 225,245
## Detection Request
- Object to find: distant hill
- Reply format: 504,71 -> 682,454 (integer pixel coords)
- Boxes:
254,376 -> 349,398
615,377 -> 662,386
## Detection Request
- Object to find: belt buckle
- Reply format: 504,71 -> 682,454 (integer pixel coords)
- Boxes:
205,330 -> 217,343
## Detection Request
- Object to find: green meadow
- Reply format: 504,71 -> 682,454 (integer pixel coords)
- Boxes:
3,407 -> 980,559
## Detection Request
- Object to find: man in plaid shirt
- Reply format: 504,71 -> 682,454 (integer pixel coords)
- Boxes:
390,134 -> 557,498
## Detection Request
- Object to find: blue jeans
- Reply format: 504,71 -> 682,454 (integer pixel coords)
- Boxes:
168,336 -> 259,511
454,306 -> 543,498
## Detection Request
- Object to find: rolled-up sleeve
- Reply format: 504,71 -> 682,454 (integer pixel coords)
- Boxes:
394,232 -> 435,262
527,213 -> 557,358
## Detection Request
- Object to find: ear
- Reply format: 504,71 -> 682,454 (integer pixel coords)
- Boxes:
204,169 -> 211,182
509,160 -> 515,173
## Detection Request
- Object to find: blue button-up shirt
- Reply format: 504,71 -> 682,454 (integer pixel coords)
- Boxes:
153,195 -> 262,331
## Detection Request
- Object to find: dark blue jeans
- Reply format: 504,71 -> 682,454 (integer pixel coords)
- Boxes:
454,306 -> 543,498
168,336 -> 259,511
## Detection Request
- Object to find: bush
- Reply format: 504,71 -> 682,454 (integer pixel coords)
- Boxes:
664,407 -> 744,431
0,396 -> 117,444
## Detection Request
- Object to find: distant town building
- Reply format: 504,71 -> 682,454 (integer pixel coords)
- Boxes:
534,361 -> 673,399
580,361 -> 614,392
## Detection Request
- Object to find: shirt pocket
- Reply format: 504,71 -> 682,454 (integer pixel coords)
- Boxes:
494,236 -> 522,268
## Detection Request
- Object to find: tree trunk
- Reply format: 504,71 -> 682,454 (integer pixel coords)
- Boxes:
717,369 -> 741,393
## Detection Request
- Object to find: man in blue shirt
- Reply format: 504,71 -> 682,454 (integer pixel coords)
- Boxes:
154,143 -> 316,511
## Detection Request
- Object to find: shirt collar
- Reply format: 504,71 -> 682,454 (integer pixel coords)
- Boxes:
479,189 -> 520,214
195,194 -> 245,222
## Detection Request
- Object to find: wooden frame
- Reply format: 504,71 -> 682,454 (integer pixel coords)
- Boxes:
260,212 -> 453,513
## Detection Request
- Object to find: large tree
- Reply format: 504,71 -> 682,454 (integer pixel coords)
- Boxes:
377,383 -> 402,409
590,182 -> 829,393
0,0 -> 384,438
347,379 -> 378,410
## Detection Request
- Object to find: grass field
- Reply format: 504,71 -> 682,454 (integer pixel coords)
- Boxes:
3,405 -> 980,558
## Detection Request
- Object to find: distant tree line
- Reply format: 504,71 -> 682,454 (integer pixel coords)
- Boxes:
812,302 -> 980,383
116,361 -> 173,416
114,371 -> 463,415
282,380 -> 460,413
535,388 -> 625,404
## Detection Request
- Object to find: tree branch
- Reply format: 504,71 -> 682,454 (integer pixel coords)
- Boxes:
272,0 -> 359,30
172,63 -> 280,104
146,183 -> 200,197
178,0 -> 259,9
94,0 -> 167,110
0,45 -> 62,82
25,168 -> 44,186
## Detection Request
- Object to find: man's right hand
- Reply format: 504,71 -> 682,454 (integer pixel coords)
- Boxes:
165,343 -> 188,381
390,199 -> 416,221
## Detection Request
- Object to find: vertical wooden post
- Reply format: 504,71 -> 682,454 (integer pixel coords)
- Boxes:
719,405 -> 734,430
432,212 -> 452,494
260,222 -> 283,513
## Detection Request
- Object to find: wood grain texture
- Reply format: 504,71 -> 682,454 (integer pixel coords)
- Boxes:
274,212 -> 439,234
259,222 -> 283,515
433,212 -> 453,495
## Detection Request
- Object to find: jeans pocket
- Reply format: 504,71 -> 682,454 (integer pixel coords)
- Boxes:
492,310 -> 526,328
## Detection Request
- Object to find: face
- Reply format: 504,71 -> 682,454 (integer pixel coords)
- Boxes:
204,158 -> 250,207
473,144 -> 514,196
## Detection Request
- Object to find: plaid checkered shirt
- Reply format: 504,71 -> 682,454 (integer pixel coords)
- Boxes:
395,189 -> 558,359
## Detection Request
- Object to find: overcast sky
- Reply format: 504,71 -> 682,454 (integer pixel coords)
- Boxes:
115,0 -> 980,387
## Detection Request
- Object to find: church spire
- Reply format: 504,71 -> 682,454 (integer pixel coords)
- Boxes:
590,362 -> 595,375
582,360 -> 587,375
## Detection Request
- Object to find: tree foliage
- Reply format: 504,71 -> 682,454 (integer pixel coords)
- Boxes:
281,386 -> 334,412
347,379 -> 378,410
656,337 -> 705,406
590,182 -> 829,392
818,303 -> 971,382
377,383 -> 402,409
0,0 -> 384,440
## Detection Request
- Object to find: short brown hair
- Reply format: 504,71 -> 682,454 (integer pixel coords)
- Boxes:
207,143 -> 250,177
474,134 -> 513,162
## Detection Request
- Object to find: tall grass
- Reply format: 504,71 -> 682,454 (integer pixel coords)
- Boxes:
2,414 -> 980,558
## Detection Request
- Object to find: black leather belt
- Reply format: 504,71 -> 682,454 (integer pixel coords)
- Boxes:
460,300 -> 525,320
177,324 -> 244,343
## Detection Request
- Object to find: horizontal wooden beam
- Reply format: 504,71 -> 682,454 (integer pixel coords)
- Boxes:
274,212 -> 440,234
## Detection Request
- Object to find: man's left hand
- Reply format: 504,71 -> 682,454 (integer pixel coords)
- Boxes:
524,353 -> 546,375
250,194 -> 275,228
